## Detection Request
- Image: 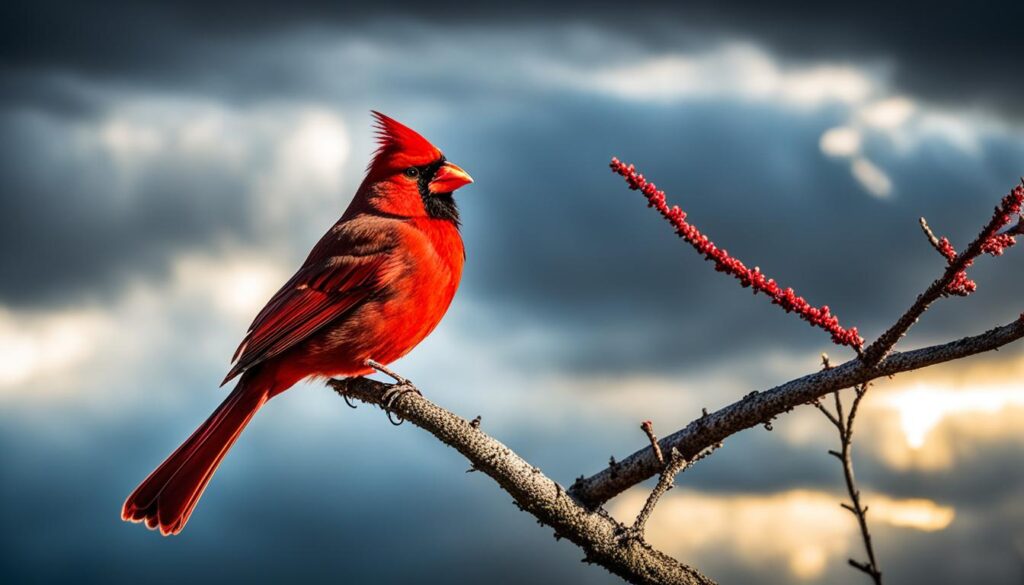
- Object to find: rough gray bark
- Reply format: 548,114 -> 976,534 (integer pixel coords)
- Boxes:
329,377 -> 716,585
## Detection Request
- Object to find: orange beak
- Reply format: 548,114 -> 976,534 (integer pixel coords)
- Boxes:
428,162 -> 473,194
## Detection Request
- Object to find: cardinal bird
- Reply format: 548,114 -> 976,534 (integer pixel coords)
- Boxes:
122,112 -> 473,535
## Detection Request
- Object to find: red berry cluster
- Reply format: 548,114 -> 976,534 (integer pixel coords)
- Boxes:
934,183 -> 1022,296
610,157 -> 864,350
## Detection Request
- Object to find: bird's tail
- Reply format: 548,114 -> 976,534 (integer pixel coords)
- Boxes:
122,369 -> 271,535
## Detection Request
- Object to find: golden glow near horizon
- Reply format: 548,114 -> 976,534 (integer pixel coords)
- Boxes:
881,383 -> 1024,449
771,354 -> 1024,471
612,489 -> 955,581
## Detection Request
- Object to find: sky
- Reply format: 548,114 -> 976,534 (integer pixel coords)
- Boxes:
2,2 -> 1023,584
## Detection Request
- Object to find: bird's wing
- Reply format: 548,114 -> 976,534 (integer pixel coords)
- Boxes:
221,253 -> 388,385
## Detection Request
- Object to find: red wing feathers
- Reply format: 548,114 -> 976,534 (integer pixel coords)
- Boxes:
222,254 -> 386,385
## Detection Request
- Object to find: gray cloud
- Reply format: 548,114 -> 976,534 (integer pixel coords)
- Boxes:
4,2 -> 1023,119
454,96 -> 1024,374
0,110 -> 257,307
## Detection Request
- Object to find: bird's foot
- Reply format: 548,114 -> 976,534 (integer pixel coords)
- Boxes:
364,359 -> 422,425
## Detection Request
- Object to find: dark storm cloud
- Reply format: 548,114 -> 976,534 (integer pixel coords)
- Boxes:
4,1 -> 1024,119
676,1 -> 1024,119
0,110 -> 257,306
451,96 -> 1024,374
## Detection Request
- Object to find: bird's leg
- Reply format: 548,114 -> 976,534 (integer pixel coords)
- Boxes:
364,359 -> 422,425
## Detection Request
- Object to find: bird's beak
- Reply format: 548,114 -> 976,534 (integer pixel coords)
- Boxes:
429,162 -> 473,194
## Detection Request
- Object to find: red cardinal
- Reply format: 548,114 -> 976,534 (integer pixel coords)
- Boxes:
122,112 -> 473,535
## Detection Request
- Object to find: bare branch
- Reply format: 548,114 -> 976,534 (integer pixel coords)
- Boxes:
328,377 -> 715,585
571,317 -> 1024,507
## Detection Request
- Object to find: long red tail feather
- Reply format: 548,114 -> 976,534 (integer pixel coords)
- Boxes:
122,373 -> 270,535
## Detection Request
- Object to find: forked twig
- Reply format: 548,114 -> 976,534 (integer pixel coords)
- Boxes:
818,384 -> 882,584
630,447 -> 688,538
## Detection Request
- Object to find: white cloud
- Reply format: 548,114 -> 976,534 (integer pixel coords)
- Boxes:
0,246 -> 294,409
819,126 -> 862,158
882,383 -> 1022,449
262,108 -> 351,215
850,156 -> 893,198
171,253 -> 291,319
0,308 -> 110,391
858,96 -> 916,129
75,98 -> 353,232
557,43 -> 875,108
540,38 -> 1003,201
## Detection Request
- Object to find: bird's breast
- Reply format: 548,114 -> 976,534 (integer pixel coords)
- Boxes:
309,218 -> 464,376
380,217 -> 464,343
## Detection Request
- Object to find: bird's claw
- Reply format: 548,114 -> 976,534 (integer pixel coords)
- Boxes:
382,381 -> 422,409
364,358 -> 422,425
341,393 -> 358,409
381,381 -> 422,425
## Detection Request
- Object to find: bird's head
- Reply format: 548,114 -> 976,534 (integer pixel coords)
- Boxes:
358,111 -> 473,224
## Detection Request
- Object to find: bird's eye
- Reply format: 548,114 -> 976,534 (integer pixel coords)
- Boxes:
404,167 -> 419,178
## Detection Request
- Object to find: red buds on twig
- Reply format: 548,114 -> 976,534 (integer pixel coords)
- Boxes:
610,157 -> 865,351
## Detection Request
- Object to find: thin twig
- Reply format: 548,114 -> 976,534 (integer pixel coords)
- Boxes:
1004,216 -> 1024,236
641,420 -> 665,465
631,447 -> 688,538
825,384 -> 883,584
813,399 -> 842,430
862,186 -> 1022,366
918,217 -> 945,256
812,354 -> 845,427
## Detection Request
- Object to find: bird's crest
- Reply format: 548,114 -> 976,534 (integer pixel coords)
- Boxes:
368,111 -> 442,173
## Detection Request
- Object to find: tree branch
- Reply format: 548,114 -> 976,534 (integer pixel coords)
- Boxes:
315,179 -> 1019,583
327,377 -> 716,585
570,316 -> 1024,507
